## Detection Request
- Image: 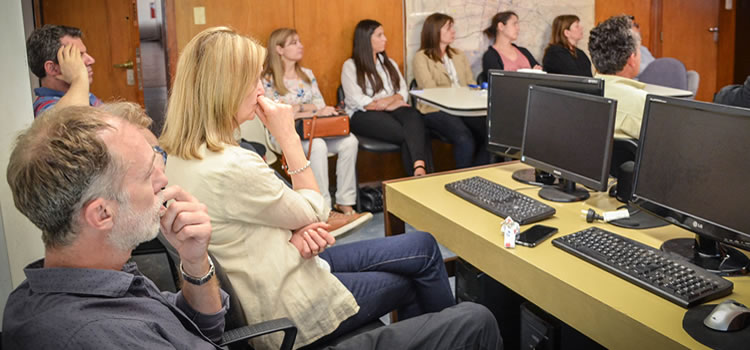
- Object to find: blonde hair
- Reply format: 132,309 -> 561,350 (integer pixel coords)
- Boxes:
262,28 -> 311,96
99,101 -> 153,129
160,27 -> 266,160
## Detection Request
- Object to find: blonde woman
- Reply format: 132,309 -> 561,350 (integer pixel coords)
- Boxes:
160,27 -> 454,349
263,28 -> 370,230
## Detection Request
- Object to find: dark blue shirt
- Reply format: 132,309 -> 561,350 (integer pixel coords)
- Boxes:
2,259 -> 228,349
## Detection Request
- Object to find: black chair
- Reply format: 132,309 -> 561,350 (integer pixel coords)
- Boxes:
476,72 -> 487,86
337,85 -> 411,211
142,235 -> 298,350
610,137 -> 639,179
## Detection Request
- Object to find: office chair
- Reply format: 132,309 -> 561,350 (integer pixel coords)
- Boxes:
686,70 -> 700,99
336,85 -> 410,211
638,58 -> 689,91
147,234 -> 298,350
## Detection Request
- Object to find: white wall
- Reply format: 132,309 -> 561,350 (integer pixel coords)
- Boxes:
0,0 -> 45,326
404,0 -> 595,82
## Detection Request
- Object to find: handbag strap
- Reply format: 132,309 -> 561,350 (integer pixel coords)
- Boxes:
306,115 -> 318,159
281,114 -> 318,170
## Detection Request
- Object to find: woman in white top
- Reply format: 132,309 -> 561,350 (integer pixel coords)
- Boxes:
262,28 -> 370,226
341,19 -> 428,176
159,27 -> 454,349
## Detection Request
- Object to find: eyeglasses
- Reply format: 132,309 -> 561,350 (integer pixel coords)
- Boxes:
153,145 -> 167,165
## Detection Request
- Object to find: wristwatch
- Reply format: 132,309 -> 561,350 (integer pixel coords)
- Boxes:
180,255 -> 215,285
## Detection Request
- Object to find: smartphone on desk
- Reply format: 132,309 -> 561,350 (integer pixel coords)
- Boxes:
516,225 -> 558,247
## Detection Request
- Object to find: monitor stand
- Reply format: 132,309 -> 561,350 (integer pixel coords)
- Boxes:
538,179 -> 589,202
661,235 -> 750,276
511,169 -> 557,186
609,205 -> 669,230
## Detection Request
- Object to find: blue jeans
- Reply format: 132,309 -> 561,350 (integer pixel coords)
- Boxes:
423,111 -> 489,168
315,231 -> 455,342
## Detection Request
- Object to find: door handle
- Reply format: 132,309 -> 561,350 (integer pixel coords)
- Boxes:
707,27 -> 719,32
113,60 -> 134,69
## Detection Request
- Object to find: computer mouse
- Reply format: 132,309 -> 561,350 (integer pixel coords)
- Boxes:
704,299 -> 750,332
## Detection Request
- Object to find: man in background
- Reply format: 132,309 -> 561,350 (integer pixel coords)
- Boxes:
26,24 -> 101,117
589,15 -> 646,139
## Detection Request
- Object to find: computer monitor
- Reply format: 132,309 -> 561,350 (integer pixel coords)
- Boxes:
631,95 -> 750,275
486,70 -> 604,184
520,85 -> 617,202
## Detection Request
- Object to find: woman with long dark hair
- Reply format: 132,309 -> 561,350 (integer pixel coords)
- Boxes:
341,19 -> 428,176
413,13 -> 488,168
542,15 -> 592,77
481,11 -> 542,81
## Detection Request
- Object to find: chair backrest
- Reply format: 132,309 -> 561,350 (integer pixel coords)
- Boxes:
155,234 -> 249,332
637,57 -> 688,90
336,85 -> 345,107
409,79 -> 418,106
686,70 -> 700,98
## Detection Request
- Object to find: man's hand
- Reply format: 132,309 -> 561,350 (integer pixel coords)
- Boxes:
159,185 -> 212,276
55,44 -> 89,85
289,222 -> 335,259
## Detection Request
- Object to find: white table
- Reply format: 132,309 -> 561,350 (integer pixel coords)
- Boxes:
409,87 -> 487,117
643,83 -> 694,98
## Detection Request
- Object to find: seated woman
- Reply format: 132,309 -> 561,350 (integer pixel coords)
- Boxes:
542,14 -> 592,77
413,13 -> 489,168
341,19 -> 428,176
159,27 -> 454,349
481,11 -> 542,81
262,28 -> 371,231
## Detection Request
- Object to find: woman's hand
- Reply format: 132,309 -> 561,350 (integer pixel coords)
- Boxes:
533,64 -> 543,70
289,222 -> 335,259
256,96 -> 298,145
317,106 -> 337,116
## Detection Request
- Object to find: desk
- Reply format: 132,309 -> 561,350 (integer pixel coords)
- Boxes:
409,87 -> 487,117
383,162 -> 749,349
643,83 -> 694,98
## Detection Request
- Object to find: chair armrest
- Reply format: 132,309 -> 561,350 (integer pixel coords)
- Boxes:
220,317 -> 297,350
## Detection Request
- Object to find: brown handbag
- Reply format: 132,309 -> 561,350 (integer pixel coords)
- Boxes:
295,114 -> 350,158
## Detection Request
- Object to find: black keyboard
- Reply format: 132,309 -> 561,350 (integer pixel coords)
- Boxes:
552,227 -> 733,307
445,176 -> 556,224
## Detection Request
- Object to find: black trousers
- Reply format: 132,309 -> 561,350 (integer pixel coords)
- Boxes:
423,111 -> 489,168
351,107 -> 427,174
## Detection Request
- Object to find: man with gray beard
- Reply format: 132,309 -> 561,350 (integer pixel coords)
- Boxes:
2,106 -> 227,349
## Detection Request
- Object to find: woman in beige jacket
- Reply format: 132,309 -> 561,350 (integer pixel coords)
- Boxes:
414,13 -> 489,168
160,27 -> 454,349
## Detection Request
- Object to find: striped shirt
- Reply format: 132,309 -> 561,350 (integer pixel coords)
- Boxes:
33,87 -> 103,117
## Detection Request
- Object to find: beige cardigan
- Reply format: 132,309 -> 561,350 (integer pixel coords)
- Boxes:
412,48 -> 477,114
166,144 -> 358,349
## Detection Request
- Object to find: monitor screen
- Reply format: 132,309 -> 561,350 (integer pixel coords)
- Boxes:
487,70 -> 604,157
632,96 -> 750,250
521,85 -> 617,192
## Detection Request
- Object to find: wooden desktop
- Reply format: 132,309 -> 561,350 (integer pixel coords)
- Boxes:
383,161 -> 749,349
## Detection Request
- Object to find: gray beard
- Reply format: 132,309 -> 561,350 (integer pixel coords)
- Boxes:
108,195 -> 162,252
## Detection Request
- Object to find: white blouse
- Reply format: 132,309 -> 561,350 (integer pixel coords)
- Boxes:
340,54 -> 408,116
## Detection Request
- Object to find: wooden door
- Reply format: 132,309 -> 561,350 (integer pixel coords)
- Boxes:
36,0 -> 144,105
660,0 -> 719,101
